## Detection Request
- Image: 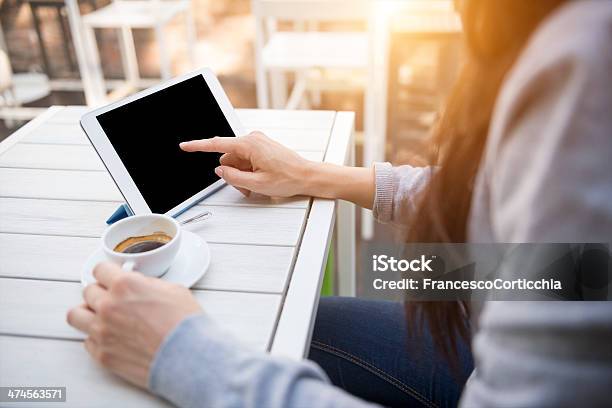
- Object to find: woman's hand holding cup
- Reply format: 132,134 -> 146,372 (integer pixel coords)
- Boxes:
67,262 -> 202,388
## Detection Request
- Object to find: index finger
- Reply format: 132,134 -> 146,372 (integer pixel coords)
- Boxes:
92,261 -> 123,289
180,137 -> 246,156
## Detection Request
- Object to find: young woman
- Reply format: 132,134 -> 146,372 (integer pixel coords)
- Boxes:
67,0 -> 612,406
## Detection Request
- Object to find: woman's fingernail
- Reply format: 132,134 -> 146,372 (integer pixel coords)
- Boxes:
215,167 -> 223,177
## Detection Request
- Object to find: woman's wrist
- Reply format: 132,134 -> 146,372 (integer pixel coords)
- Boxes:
300,161 -> 375,209
299,160 -> 325,198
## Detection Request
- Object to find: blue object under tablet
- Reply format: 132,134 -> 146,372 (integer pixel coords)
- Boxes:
106,203 -> 134,225
106,184 -> 225,225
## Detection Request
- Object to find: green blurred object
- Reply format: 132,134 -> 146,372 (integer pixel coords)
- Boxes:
321,244 -> 334,296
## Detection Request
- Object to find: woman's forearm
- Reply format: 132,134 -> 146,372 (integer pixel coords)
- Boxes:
302,162 -> 375,210
182,134 -> 376,208
150,314 -> 378,408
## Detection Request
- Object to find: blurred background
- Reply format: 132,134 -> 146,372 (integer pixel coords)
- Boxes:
0,0 -> 464,294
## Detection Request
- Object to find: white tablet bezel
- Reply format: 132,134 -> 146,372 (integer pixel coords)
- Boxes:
80,68 -> 245,218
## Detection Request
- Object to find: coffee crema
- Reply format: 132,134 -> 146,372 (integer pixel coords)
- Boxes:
114,232 -> 173,254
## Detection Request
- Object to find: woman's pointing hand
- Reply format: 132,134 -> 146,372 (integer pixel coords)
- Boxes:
180,131 -> 314,198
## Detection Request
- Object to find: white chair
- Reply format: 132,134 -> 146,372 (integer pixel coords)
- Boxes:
253,0 -> 386,247
251,0 -> 370,110
80,0 -> 197,103
252,1 -> 370,297
0,25 -> 49,126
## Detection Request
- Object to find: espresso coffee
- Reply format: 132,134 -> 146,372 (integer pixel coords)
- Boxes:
114,232 -> 173,254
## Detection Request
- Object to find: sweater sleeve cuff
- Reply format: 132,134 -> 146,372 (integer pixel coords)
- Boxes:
148,313 -> 243,408
373,162 -> 394,222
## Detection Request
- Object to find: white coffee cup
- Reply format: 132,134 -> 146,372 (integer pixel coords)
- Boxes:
102,214 -> 182,277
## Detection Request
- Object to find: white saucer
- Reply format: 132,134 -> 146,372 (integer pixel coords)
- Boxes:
81,230 -> 210,288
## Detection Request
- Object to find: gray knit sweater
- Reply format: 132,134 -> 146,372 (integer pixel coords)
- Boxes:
149,2 -> 612,407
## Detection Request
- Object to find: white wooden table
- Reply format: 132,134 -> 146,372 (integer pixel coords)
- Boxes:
0,106 -> 355,407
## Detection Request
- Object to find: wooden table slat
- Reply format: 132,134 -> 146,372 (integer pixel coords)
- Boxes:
0,143 -> 324,170
0,278 -> 281,350
46,106 -> 336,130
247,128 -> 331,151
0,168 -> 310,208
0,335 -> 172,408
236,108 -> 336,129
47,106 -> 87,124
0,233 -> 295,293
20,122 -> 331,152
20,122 -> 87,145
0,198 -> 307,246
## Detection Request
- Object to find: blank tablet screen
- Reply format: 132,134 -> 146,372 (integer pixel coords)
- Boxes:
96,75 -> 235,214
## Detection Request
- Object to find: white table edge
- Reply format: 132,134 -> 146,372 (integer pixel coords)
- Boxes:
270,111 -> 355,359
0,107 -> 63,156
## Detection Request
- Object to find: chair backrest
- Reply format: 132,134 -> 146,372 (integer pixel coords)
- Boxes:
0,22 -> 13,94
252,0 -> 370,52
0,50 -> 13,94
251,0 -> 370,108
252,0 -> 368,23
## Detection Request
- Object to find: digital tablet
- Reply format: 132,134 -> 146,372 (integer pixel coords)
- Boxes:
80,68 -> 245,218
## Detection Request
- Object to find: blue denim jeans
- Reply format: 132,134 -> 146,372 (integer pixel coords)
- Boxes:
308,297 -> 474,408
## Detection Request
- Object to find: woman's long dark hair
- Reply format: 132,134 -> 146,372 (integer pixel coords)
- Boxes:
406,0 -> 566,361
